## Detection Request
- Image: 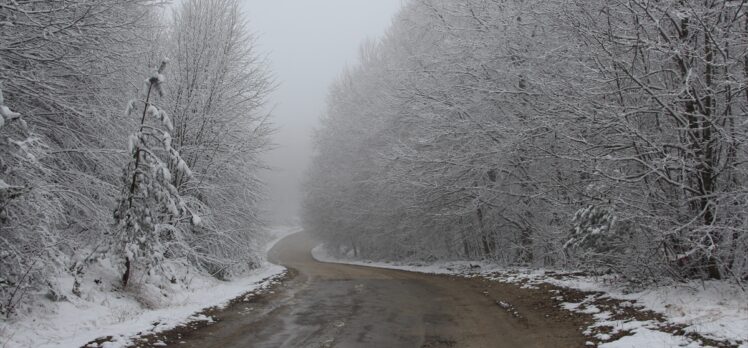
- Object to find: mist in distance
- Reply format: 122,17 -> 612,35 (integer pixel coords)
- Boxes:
241,0 -> 405,223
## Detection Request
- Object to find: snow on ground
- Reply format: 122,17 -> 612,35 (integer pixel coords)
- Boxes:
0,226 -> 300,348
599,326 -> 702,348
311,245 -> 479,275
264,225 -> 302,253
490,270 -> 748,347
313,244 -> 748,347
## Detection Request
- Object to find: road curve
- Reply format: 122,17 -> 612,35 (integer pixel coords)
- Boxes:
174,232 -> 585,348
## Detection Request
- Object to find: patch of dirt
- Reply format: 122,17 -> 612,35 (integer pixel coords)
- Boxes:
470,276 -> 592,347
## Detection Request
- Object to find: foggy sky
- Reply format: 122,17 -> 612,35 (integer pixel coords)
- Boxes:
240,0 -> 404,223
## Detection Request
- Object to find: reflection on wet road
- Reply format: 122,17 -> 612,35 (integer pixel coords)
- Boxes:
175,233 -> 583,348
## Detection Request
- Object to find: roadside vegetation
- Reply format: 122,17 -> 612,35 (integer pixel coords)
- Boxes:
304,0 -> 748,285
0,0 -> 273,318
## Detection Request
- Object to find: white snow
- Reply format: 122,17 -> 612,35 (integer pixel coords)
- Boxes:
3,266 -> 284,348
127,133 -> 139,155
124,100 -> 136,117
190,213 -> 201,226
0,226 -> 300,348
176,158 -> 192,178
312,244 -> 748,347
0,105 -> 20,120
145,105 -> 158,119
158,110 -> 173,132
599,325 -> 701,348
264,225 -> 301,253
311,245 -> 485,275
512,273 -> 748,345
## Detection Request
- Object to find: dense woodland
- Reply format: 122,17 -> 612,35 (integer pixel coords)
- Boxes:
304,0 -> 748,283
0,0 -> 272,316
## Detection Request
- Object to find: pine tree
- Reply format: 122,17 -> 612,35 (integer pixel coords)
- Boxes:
114,60 -> 197,287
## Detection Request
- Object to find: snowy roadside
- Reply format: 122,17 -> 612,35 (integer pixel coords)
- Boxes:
0,226 -> 300,348
312,245 -> 748,348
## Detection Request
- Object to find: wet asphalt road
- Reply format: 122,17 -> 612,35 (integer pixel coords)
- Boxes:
174,233 -> 584,348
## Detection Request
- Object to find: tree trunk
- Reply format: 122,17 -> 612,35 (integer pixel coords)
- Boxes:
702,29 -> 719,280
122,257 -> 131,287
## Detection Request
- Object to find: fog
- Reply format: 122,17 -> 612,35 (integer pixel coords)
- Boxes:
239,0 -> 404,223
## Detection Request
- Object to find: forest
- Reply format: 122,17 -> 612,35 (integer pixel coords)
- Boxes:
1,0 -> 747,346
0,0 -> 273,316
304,0 -> 748,284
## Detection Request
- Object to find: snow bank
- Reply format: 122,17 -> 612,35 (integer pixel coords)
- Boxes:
311,245 -> 489,275
0,226 -> 300,348
599,326 -> 701,348
312,244 -> 748,347
0,265 -> 284,348
546,275 -> 748,345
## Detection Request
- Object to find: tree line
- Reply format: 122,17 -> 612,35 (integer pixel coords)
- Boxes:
0,0 -> 273,316
304,0 -> 748,284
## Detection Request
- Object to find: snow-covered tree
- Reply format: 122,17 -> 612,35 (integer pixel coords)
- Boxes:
113,60 -> 196,288
0,0 -> 274,316
162,0 -> 275,277
0,0 -> 161,315
303,0 -> 748,283
0,83 -> 51,316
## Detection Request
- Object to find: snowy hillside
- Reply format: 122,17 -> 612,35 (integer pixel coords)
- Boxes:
0,226 -> 298,348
